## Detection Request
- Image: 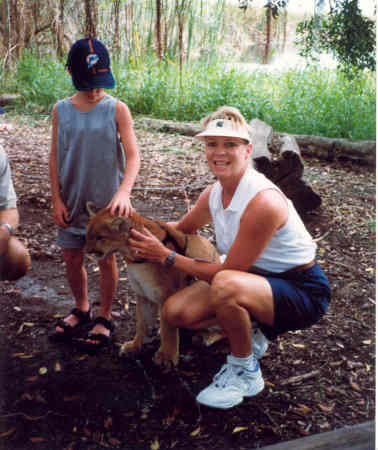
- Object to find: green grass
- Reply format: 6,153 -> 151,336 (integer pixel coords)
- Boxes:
1,53 -> 375,140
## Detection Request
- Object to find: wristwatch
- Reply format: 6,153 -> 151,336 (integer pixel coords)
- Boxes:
164,251 -> 176,267
0,223 -> 14,236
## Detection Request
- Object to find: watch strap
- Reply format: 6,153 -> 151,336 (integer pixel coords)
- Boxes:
164,251 -> 176,267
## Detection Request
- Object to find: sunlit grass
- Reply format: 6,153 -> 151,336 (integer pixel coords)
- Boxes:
2,53 -> 375,140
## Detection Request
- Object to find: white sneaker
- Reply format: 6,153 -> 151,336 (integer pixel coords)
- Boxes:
252,327 -> 269,359
196,355 -> 265,409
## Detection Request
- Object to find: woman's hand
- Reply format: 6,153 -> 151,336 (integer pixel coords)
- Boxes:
128,227 -> 171,263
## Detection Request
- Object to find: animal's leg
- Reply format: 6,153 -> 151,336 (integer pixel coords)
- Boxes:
154,311 -> 179,368
119,297 -> 158,356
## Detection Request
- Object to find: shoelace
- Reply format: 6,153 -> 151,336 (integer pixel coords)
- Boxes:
214,364 -> 244,388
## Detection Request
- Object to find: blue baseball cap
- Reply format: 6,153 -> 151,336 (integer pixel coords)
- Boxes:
66,38 -> 115,91
0,107 -> 4,114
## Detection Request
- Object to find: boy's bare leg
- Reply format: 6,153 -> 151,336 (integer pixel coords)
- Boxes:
56,248 -> 90,332
88,253 -> 118,337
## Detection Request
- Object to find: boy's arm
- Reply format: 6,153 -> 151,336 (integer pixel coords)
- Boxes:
49,105 -> 69,227
109,101 -> 141,216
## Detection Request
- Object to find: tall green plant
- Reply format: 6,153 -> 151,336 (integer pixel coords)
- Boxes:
10,53 -> 73,113
296,0 -> 376,76
6,53 -> 375,141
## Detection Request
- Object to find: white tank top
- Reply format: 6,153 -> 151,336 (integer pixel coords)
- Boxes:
209,168 -> 316,273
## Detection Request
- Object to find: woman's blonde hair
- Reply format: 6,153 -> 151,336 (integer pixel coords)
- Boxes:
200,106 -> 252,135
199,106 -> 254,168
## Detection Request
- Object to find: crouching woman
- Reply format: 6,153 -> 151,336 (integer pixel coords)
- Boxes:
128,106 -> 331,409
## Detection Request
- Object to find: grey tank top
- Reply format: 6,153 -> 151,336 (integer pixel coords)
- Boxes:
57,95 -> 126,234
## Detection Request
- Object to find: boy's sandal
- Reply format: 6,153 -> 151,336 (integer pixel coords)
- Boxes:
49,308 -> 92,342
74,317 -> 115,352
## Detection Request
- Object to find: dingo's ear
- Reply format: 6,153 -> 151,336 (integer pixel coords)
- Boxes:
87,201 -> 101,217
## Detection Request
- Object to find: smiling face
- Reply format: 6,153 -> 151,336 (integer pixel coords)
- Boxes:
204,136 -> 252,181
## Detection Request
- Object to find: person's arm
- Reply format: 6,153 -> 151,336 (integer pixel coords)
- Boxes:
0,208 -> 18,254
129,189 -> 288,283
49,105 -> 70,227
107,101 -> 141,217
0,145 -> 19,252
174,186 -> 213,233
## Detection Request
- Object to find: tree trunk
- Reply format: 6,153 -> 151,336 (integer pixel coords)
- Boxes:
124,0 -> 133,56
0,0 -> 10,64
113,0 -> 121,59
175,0 -> 186,75
84,0 -> 97,38
8,0 -> 24,62
56,0 -> 65,59
281,8 -> 288,53
155,0 -> 162,59
263,2 -> 271,64
22,0 -> 34,50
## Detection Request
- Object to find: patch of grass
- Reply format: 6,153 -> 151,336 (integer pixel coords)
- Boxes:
4,53 -> 376,140
6,53 -> 74,113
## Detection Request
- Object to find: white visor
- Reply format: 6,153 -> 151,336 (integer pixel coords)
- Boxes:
195,119 -> 250,143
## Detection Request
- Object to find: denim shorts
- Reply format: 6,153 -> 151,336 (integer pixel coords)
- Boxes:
258,263 -> 331,340
57,228 -> 86,249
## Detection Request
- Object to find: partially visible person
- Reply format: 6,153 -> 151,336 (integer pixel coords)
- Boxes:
128,106 -> 331,409
0,108 -> 31,280
48,38 -> 141,351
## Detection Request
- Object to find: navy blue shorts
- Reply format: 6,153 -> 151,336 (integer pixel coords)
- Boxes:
259,263 -> 331,340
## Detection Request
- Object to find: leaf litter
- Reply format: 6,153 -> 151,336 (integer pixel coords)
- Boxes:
0,116 -> 374,449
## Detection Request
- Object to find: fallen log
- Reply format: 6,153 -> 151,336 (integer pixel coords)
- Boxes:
0,93 -> 22,106
135,117 -> 375,167
259,420 -> 374,450
276,132 -> 376,166
135,117 -> 199,137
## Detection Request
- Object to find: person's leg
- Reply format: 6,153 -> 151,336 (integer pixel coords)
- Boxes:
1,237 -> 31,281
55,247 -> 90,332
210,270 -> 274,357
196,270 -> 271,409
87,253 -> 118,338
161,280 -> 217,330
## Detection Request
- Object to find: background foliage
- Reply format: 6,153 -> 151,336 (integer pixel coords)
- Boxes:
0,0 -> 376,140
296,0 -> 376,75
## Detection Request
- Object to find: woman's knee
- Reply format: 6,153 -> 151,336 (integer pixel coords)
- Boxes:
161,299 -> 182,327
211,270 -> 243,307
3,238 -> 31,281
161,298 -> 190,328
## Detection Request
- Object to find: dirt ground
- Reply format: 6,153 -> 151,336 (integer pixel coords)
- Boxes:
0,116 -> 375,450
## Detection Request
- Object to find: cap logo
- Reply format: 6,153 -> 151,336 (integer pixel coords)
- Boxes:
87,53 -> 99,69
216,121 -> 224,127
